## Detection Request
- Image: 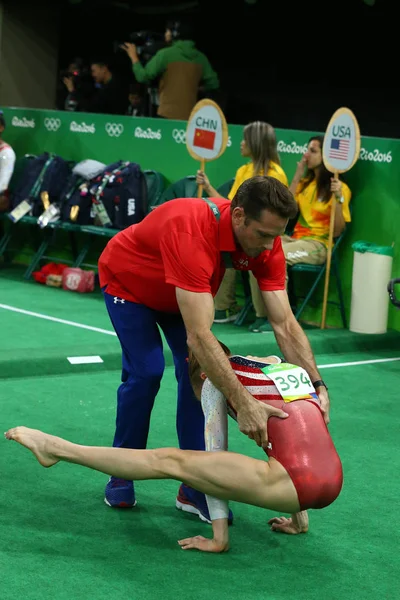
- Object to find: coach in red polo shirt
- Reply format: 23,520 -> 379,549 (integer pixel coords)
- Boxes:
98,176 -> 331,520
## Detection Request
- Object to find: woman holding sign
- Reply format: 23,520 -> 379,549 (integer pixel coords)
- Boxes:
247,134 -> 352,333
5,341 -> 342,553
196,121 -> 289,330
285,135 -> 352,269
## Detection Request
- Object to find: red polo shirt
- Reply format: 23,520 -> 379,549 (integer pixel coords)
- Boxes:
98,197 -> 286,313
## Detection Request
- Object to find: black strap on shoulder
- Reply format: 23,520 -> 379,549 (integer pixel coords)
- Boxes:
201,197 -> 220,221
201,197 -> 233,268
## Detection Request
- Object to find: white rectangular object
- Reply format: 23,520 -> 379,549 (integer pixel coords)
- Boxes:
67,356 -> 104,365
350,251 -> 393,334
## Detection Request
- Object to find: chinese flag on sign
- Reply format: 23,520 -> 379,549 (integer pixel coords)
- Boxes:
193,128 -> 215,150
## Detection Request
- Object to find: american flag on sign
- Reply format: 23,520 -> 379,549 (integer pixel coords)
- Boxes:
329,138 -> 350,161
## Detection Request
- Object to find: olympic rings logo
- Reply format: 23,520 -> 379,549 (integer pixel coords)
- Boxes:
44,118 -> 61,132
105,123 -> 124,137
172,128 -> 186,144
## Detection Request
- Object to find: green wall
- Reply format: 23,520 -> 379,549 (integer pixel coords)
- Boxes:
2,107 -> 399,331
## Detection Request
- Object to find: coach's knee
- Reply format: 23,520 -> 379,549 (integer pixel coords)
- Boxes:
122,362 -> 164,390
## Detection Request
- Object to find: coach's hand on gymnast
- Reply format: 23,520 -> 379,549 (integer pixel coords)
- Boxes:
315,387 -> 330,425
236,398 -> 288,448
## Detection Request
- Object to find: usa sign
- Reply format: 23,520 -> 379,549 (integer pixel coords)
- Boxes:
322,107 -> 361,174
186,99 -> 228,162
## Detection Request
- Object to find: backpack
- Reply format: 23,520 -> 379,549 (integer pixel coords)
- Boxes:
9,152 -> 73,220
61,161 -> 147,229
59,160 -> 108,225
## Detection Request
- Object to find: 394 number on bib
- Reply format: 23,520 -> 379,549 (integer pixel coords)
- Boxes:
260,364 -> 315,402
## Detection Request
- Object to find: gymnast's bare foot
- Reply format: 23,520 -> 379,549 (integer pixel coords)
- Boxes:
4,427 -> 60,467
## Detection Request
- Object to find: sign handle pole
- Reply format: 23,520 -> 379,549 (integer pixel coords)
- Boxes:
321,170 -> 338,329
197,158 -> 205,198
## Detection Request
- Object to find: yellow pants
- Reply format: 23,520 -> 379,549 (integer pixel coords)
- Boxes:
214,268 -> 237,311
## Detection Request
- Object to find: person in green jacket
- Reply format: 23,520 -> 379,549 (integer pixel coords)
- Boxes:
121,20 -> 219,121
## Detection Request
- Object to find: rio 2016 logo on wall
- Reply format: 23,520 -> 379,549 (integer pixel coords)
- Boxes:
11,116 -> 35,128
70,121 -> 96,134
359,148 -> 392,163
277,140 -> 308,155
134,127 -> 162,140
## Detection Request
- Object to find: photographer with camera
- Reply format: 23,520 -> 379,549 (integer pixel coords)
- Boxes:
63,58 -> 127,115
121,19 -> 219,120
57,58 -> 94,111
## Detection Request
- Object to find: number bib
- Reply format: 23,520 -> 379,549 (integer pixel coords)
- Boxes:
260,363 -> 315,403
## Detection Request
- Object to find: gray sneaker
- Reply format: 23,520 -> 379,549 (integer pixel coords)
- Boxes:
214,307 -> 241,323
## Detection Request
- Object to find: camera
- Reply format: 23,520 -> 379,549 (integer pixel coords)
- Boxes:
60,64 -> 92,87
58,59 -> 95,112
114,30 -> 166,64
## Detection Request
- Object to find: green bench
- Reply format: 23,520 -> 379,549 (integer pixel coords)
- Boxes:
0,168 -> 166,279
0,172 -> 235,282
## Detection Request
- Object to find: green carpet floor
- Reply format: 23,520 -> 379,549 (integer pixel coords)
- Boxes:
0,269 -> 399,599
